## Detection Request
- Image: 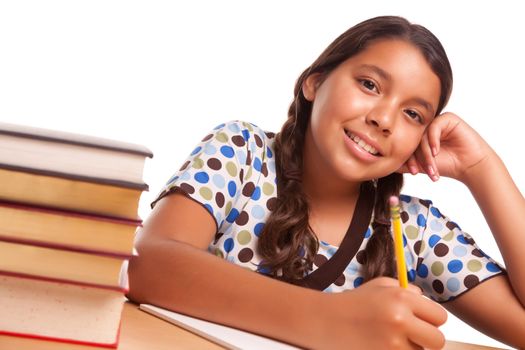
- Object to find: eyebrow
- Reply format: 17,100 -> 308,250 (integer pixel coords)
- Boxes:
359,64 -> 391,82
412,97 -> 435,116
359,64 -> 435,116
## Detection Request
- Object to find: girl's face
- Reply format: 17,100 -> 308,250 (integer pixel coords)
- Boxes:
302,39 -> 441,183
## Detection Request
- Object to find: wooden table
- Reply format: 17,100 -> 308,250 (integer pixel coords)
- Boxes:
0,302 -> 506,349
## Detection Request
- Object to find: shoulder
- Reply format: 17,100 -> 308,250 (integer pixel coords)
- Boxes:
398,194 -> 447,223
399,194 -> 505,302
399,193 -> 462,228
152,119 -> 279,224
205,121 -> 277,171
399,193 -> 433,210
398,194 -> 459,241
398,194 -> 433,225
210,120 -> 276,144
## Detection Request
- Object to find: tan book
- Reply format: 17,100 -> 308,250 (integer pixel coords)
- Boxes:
0,241 -> 128,291
0,166 -> 144,220
0,335 -> 110,350
0,121 -> 153,184
0,274 -> 124,348
0,201 -> 139,256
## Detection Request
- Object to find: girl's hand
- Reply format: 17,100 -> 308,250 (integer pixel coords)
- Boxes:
398,112 -> 495,183
319,277 -> 447,349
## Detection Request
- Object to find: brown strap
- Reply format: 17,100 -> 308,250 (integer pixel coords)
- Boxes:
295,181 -> 375,290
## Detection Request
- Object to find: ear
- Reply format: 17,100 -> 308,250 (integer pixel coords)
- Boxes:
302,73 -> 321,102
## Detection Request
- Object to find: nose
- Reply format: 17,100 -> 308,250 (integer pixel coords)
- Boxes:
366,103 -> 396,136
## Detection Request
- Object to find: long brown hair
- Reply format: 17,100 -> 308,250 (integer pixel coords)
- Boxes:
257,16 -> 453,283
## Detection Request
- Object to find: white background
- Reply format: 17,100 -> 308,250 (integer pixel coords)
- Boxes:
1,1 -> 523,348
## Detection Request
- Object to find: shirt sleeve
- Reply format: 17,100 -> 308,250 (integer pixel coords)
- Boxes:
151,120 -> 273,232
402,196 -> 506,303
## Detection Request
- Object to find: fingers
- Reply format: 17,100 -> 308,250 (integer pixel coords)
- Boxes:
397,155 -> 425,176
355,278 -> 446,349
412,295 -> 448,327
408,341 -> 425,350
409,299 -> 447,349
401,136 -> 439,180
406,283 -> 423,295
403,112 -> 467,181
407,317 -> 446,350
416,133 -> 439,182
365,277 -> 423,295
405,292 -> 447,349
363,277 -> 445,326
405,155 -> 420,175
364,276 -> 400,288
391,288 -> 446,349
420,112 -> 461,181
426,120 -> 442,158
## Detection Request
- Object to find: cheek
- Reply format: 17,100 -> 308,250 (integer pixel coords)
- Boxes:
311,84 -> 368,122
394,135 -> 423,160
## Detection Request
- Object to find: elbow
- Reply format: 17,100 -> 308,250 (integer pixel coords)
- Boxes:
125,254 -> 148,304
126,239 -> 164,304
125,238 -> 185,305
126,237 -> 208,307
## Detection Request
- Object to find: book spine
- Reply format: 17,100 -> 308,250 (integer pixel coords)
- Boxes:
0,324 -> 120,349
0,122 -> 153,158
0,199 -> 143,225
0,270 -> 128,293
0,163 -> 149,191
0,236 -> 134,259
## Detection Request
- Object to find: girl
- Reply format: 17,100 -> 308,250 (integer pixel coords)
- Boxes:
127,16 -> 525,349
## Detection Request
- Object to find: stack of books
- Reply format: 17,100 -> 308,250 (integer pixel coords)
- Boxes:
0,122 -> 152,349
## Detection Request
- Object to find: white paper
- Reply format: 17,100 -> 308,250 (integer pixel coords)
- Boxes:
139,304 -> 300,350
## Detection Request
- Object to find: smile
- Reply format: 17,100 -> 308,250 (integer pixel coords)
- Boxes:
344,131 -> 381,156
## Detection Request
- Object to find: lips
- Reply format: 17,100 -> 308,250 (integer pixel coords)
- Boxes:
344,130 -> 382,156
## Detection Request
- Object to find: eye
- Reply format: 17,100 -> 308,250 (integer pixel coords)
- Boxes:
359,79 -> 378,93
404,109 -> 424,124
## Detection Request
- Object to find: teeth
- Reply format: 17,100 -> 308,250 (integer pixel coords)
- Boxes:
346,131 -> 379,155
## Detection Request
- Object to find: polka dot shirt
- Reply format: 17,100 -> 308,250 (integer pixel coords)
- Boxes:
153,120 -> 505,303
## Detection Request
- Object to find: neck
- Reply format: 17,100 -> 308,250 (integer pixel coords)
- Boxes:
301,129 -> 362,205
301,157 -> 362,207
302,171 -> 362,205
301,151 -> 364,246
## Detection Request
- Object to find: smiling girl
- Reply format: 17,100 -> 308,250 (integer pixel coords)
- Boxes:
127,16 -> 525,349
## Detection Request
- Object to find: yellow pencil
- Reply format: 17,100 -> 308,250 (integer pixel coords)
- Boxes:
390,196 -> 408,289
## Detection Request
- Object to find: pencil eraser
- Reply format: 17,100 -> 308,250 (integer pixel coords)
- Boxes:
389,196 -> 399,206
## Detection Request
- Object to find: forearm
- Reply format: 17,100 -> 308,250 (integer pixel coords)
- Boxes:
463,151 -> 525,306
126,237 -> 321,348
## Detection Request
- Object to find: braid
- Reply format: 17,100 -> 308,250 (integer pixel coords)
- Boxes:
362,173 -> 404,281
257,93 -> 319,281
